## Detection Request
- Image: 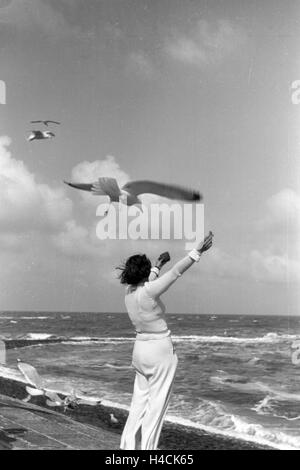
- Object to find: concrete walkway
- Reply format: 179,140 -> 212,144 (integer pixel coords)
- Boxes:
0,394 -> 120,450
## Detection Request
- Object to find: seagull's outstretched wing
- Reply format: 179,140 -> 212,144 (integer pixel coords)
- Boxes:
122,180 -> 202,201
92,177 -> 121,200
27,130 -> 42,141
30,120 -> 60,126
17,362 -> 43,389
64,181 -> 94,192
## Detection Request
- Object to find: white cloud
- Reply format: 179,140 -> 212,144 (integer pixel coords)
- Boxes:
256,188 -> 300,265
201,188 -> 300,284
166,37 -> 207,66
0,136 -> 72,233
0,135 -> 107,261
248,188 -> 300,283
264,188 -> 300,234
0,0 -> 82,39
165,19 -> 245,67
250,250 -> 300,283
52,219 -> 99,258
70,155 -> 130,207
199,247 -> 246,280
71,155 -> 129,186
200,246 -> 300,284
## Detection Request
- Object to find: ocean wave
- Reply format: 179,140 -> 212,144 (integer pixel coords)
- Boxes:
246,357 -> 261,366
7,331 -> 300,347
229,414 -> 300,449
93,363 -> 133,370
93,395 -> 297,449
0,316 -> 52,320
72,336 -> 133,342
0,364 -> 298,449
22,333 -> 58,340
172,332 -> 299,344
211,373 -> 300,403
63,336 -> 134,346
69,332 -> 299,345
169,399 -> 300,450
252,394 -> 300,421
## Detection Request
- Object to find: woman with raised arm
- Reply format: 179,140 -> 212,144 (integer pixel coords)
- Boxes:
118,232 -> 214,450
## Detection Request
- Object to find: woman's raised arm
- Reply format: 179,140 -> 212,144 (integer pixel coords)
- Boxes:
145,232 -> 213,298
148,252 -> 171,282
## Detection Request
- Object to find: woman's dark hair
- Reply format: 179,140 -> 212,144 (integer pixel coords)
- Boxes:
117,254 -> 151,285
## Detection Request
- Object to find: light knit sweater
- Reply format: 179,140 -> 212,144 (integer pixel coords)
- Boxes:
125,255 -> 195,333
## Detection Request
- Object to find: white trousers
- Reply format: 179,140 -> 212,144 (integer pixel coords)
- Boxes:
120,332 -> 178,450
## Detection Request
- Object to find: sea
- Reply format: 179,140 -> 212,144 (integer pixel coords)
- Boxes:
0,311 -> 300,450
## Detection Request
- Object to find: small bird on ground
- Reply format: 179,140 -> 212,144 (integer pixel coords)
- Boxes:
110,413 -> 119,424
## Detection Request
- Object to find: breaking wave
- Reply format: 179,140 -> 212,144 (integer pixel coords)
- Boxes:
12,332 -> 299,347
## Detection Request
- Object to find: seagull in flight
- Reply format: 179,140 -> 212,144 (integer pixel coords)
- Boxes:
27,130 -> 55,141
31,120 -> 60,126
64,177 -> 202,215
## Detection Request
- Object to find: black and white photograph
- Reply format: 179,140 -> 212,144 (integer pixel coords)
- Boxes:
0,0 -> 299,454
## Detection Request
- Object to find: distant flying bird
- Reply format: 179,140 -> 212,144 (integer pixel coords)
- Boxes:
64,177 -> 202,214
30,120 -> 60,126
27,130 -> 55,142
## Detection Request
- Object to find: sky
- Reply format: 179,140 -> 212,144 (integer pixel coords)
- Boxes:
0,0 -> 299,315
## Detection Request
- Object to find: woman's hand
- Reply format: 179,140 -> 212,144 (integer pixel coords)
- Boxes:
196,231 -> 214,254
155,251 -> 171,269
